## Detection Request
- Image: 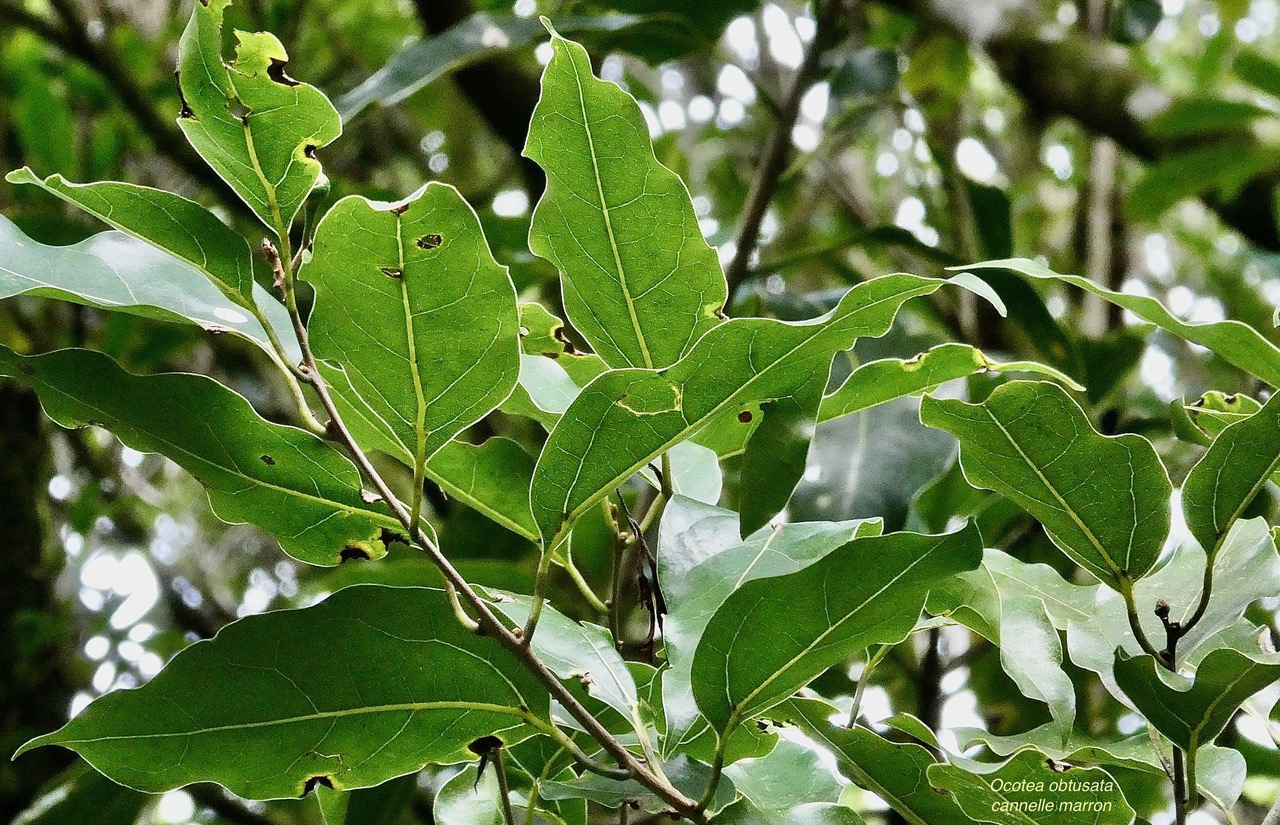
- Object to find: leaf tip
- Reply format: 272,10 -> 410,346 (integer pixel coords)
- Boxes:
539,15 -> 560,39
947,272 -> 1007,318
4,167 -> 38,186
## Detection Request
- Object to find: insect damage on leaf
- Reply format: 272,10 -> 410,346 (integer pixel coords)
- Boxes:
301,775 -> 334,797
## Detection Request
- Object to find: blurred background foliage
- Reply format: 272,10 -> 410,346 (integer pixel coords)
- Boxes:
3,0 -> 1280,822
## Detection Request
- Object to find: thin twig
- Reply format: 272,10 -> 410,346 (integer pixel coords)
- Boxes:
723,0 -> 846,302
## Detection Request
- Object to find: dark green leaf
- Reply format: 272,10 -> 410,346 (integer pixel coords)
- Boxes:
1112,0 -> 1164,43
922,380 -> 1171,586
426,438 -> 536,540
12,762 -> 148,825
526,29 -> 727,370
0,345 -> 399,566
304,186 -> 520,486
177,0 -> 341,230
15,586 -> 551,799
1146,98 -> 1274,139
739,385 -> 821,535
692,523 -> 982,733
1235,49 -> 1280,99
531,274 -> 944,544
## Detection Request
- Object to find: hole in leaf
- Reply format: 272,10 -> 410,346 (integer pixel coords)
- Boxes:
468,735 -> 503,756
416,233 -> 442,250
267,58 -> 300,87
380,267 -> 403,279
339,545 -> 370,563
260,454 -> 276,466
301,775 -> 333,797
738,411 -> 753,423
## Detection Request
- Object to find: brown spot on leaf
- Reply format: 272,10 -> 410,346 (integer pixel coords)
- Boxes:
391,203 -> 411,216
738,410 -> 753,423
301,775 -> 333,797
380,266 -> 403,279
260,454 -> 276,466
1046,758 -> 1073,773
339,545 -> 370,562
267,58 -> 300,87
417,233 -> 442,249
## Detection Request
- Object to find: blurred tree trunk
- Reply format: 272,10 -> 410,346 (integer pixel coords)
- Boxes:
0,382 -> 72,819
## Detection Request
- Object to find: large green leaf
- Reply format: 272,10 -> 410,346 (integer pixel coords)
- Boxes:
1182,389 -> 1280,555
928,550 -> 1080,732
818,343 -> 1081,425
928,749 -> 1135,824
177,0 -> 341,230
0,345 -> 398,566
434,763 -> 506,825
1067,518 -> 1279,697
657,499 -> 881,752
304,186 -> 520,485
15,586 -> 550,799
787,699 -> 972,825
959,259 -> 1280,386
525,29 -> 727,370
0,216 -> 298,363
692,523 -> 983,733
921,380 -> 1171,586
7,168 -> 257,303
1115,647 -> 1280,754
531,274 -> 944,544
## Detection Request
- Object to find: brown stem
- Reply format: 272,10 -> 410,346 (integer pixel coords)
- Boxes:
724,0 -> 846,302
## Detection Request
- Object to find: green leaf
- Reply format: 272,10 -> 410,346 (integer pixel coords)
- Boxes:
928,749 -> 1135,824
315,784 -> 350,825
1115,647 -> 1280,754
177,0 -> 341,231
487,593 -> 646,740
525,29 -> 727,369
921,380 -> 1171,586
739,384 -> 821,535
818,343 -> 1082,425
0,216 -> 298,363
531,273 -> 944,544
714,799 -> 865,825
0,345 -> 399,566
435,763 -> 505,825
658,502 -> 882,752
337,13 -> 679,120
1127,143 -> 1279,222
1235,49 -> 1280,99
723,738 -> 853,817
1182,390 -> 1280,555
7,168 -> 257,303
15,586 -> 550,799
1146,97 -> 1274,139
787,698 -> 972,825
12,762 -> 147,825
1184,390 -> 1262,440
542,754 -> 735,813
304,186 -> 520,485
1067,518 -> 1279,697
425,438 -> 537,540
928,550 -> 1080,731
692,523 -> 982,733
959,259 -> 1280,386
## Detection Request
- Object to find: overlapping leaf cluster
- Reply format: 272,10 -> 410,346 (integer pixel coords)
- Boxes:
5,3 -> 1280,823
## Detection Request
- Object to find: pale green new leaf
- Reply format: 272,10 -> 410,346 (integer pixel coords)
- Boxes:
1115,647 -> 1280,754
435,764 -> 505,825
15,586 -> 550,799
657,500 -> 881,751
7,168 -> 257,303
787,698 -> 971,825
0,346 -> 398,566
177,0 -> 341,230
525,29 -> 727,369
304,185 -> 520,484
531,273 -> 944,543
921,380 -> 1171,586
1067,518 -> 1279,697
692,523 -> 983,733
1182,389 -> 1280,554
959,259 -> 1280,386
928,750 -> 1135,825
0,216 -> 298,363
722,738 -> 860,825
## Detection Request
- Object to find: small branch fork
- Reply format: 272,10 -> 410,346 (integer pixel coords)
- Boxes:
261,238 -> 705,821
